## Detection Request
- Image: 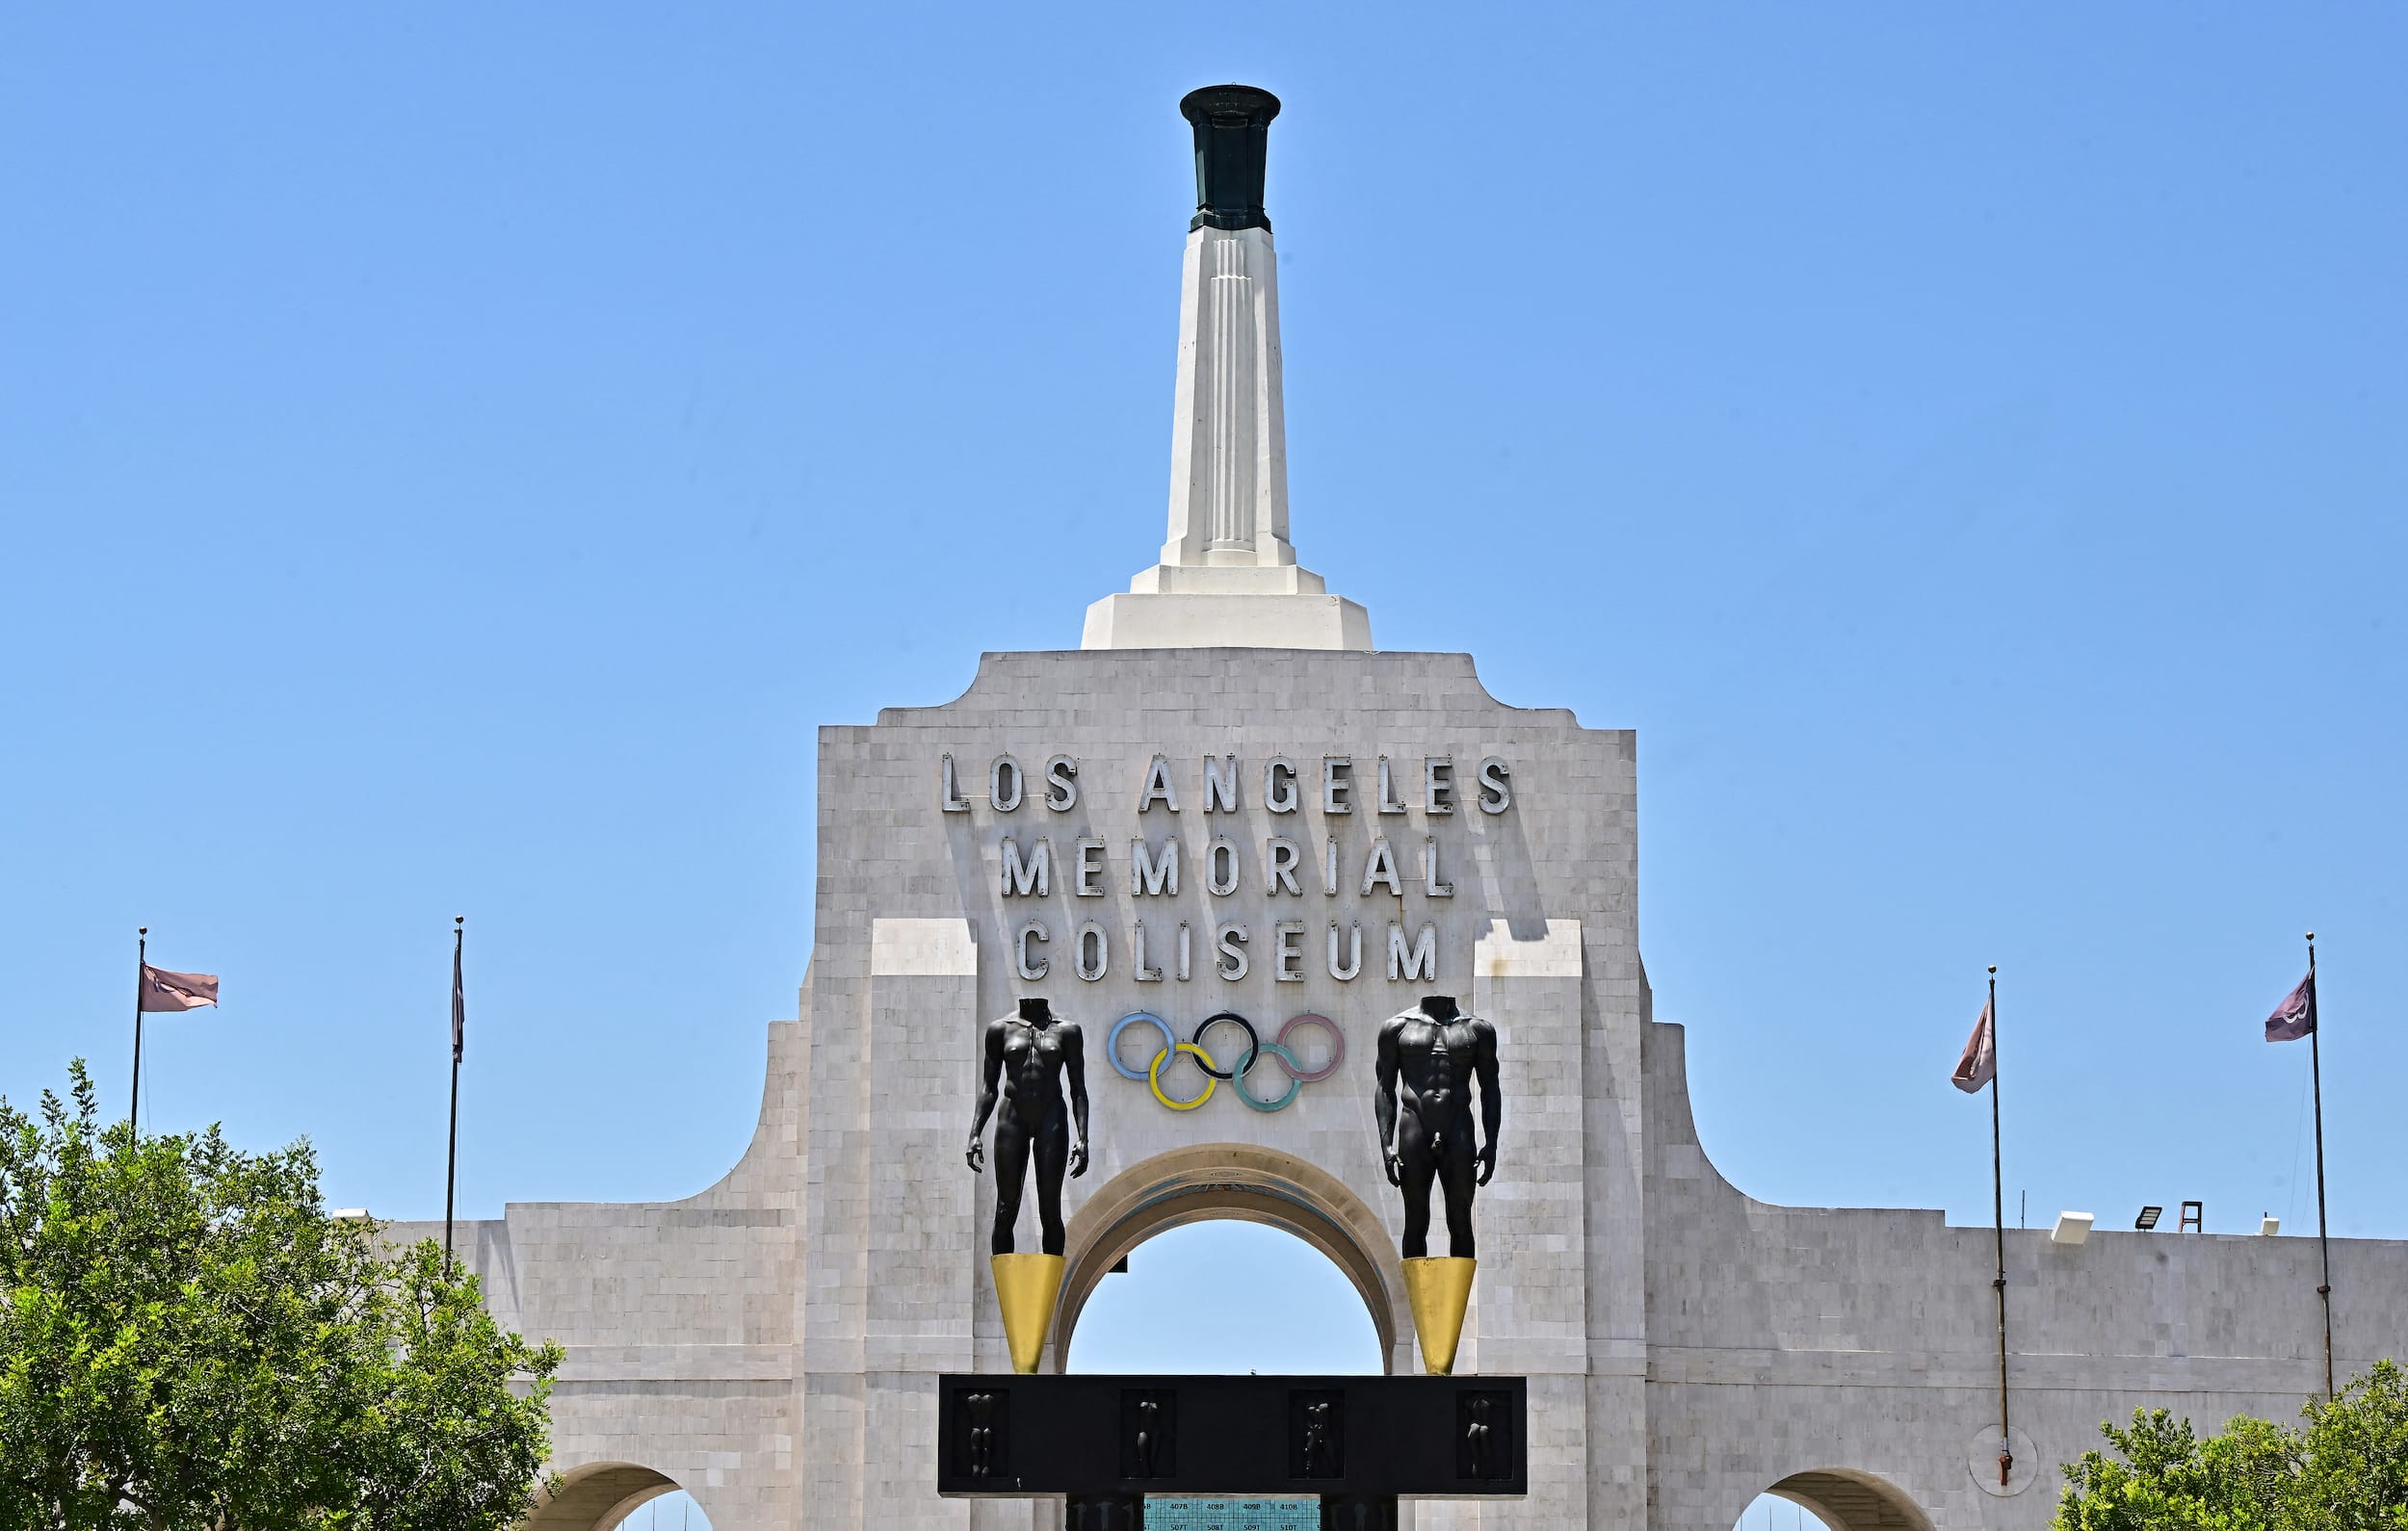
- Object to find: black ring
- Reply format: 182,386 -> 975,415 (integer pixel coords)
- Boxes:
1191,1011 -> 1260,1079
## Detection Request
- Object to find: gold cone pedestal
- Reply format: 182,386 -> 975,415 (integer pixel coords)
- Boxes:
1401,1256 -> 1476,1375
991,1254 -> 1065,1375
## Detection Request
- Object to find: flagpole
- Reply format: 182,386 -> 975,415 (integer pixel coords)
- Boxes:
1988,964 -> 2011,1488
131,927 -> 147,1129
445,916 -> 463,1273
2307,931 -> 2331,1401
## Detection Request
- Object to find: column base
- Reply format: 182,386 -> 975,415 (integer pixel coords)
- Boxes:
1081,588 -> 1372,651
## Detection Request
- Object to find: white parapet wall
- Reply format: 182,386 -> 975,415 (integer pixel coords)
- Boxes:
388,81 -> 2408,1531
392,645 -> 2408,1531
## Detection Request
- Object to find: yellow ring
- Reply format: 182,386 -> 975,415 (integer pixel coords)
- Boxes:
1148,1042 -> 1217,1110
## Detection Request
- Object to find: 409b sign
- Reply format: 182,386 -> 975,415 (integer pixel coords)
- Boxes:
1108,1011 -> 1345,1112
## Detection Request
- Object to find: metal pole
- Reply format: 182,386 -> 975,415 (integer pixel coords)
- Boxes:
2308,932 -> 2332,1400
445,917 -> 463,1272
131,928 -> 147,1129
444,1051 -> 461,1268
1989,965 -> 2011,1487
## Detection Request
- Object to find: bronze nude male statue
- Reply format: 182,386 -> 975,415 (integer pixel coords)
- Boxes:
1374,995 -> 1502,1259
966,996 -> 1090,1256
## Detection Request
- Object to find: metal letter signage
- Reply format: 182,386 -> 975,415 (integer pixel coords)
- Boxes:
942,751 -> 1516,990
1107,1010 -> 1344,1111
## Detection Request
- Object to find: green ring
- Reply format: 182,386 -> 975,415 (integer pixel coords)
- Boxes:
1230,1041 -> 1305,1112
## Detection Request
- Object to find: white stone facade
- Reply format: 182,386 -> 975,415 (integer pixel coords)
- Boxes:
390,85 -> 2408,1531
397,645 -> 2408,1531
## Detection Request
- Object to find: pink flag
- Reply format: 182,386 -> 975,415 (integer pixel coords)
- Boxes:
139,964 -> 219,1012
2264,971 -> 2316,1043
1950,997 -> 1995,1093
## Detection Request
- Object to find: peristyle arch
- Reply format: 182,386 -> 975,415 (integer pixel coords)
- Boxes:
1762,1469 -> 1933,1531
1048,1142 -> 1410,1372
522,1463 -> 688,1531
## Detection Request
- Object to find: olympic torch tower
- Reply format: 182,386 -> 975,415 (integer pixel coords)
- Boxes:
1082,84 -> 1373,653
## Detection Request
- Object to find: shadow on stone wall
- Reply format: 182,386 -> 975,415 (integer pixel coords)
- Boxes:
525,1463 -> 691,1531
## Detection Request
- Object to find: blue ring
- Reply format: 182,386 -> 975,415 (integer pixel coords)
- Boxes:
1191,1011 -> 1260,1080
1230,1041 -> 1305,1112
1109,1012 -> 1178,1082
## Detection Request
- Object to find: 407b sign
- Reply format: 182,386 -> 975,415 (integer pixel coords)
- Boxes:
1107,1010 -> 1345,1112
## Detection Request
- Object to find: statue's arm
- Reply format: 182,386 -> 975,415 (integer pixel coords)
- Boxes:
1374,1020 -> 1401,1185
966,1022 -> 1003,1168
1474,1018 -> 1503,1183
1063,1024 -> 1091,1176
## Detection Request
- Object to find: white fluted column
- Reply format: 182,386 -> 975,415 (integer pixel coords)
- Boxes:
1083,88 -> 1369,651
1162,226 -> 1292,569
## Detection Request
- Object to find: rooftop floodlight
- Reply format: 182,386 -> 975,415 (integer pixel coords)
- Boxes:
2261,1215 -> 2282,1236
2135,1206 -> 2163,1231
2051,1211 -> 2095,1246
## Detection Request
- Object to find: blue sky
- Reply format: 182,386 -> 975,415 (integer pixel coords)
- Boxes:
5,0 -> 2403,1388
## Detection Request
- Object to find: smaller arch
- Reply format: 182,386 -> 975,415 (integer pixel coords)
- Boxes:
1764,1469 -> 1933,1531
523,1463 -> 681,1531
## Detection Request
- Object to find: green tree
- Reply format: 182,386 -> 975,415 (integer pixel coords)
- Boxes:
0,1061 -> 563,1531
2055,1360 -> 2408,1530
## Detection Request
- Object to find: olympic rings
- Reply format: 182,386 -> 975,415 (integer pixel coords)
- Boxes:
1108,1012 -> 1176,1081
1275,1013 -> 1345,1082
1230,1042 -> 1303,1112
1191,1012 -> 1259,1079
1149,1042 -> 1217,1110
1109,1009 -> 1346,1112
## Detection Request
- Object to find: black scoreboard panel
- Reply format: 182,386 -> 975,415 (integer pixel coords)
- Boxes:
935,1374 -> 1526,1499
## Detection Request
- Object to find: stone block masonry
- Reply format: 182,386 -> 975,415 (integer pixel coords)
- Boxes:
384,79 -> 2408,1531
389,647 -> 2408,1531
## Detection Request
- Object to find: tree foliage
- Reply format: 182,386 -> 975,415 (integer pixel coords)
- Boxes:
0,1062 -> 563,1531
2055,1359 -> 2408,1531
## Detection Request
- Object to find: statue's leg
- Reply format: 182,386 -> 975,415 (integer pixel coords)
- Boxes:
1398,1113 -> 1438,1259
1437,1125 -> 1478,1259
992,1113 -> 1033,1255
1034,1113 -> 1071,1257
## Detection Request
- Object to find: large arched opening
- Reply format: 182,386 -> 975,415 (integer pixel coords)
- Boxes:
1047,1143 -> 1410,1374
523,1465 -> 715,1531
1066,1220 -> 1382,1374
1738,1469 -> 1932,1531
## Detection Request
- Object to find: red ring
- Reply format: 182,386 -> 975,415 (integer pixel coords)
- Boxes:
1276,1013 -> 1345,1082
